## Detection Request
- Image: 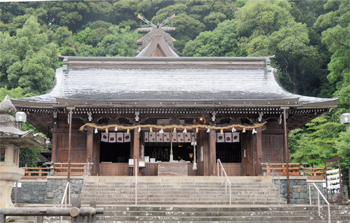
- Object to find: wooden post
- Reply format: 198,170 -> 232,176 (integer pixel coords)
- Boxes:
92,132 -> 100,176
86,126 -> 93,164
209,130 -> 216,176
133,130 -> 140,176
51,113 -> 58,162
51,130 -> 58,162
256,127 -> 263,176
282,107 -> 290,204
67,108 -> 74,204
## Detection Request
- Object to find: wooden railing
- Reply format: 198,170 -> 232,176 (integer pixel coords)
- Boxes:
21,162 -> 93,179
50,162 -> 87,176
261,163 -> 325,179
22,167 -> 50,179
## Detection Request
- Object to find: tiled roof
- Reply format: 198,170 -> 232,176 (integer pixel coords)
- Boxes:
13,57 -> 337,107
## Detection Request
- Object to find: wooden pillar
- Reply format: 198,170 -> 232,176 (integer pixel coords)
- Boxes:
209,130 -> 216,176
51,119 -> 58,162
197,130 -> 206,176
86,127 -> 93,163
92,131 -> 100,175
255,127 -> 263,176
282,107 -> 290,204
133,130 -> 140,160
133,130 -> 140,176
241,132 -> 253,176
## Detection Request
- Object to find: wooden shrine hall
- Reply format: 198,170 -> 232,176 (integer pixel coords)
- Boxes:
11,15 -> 338,177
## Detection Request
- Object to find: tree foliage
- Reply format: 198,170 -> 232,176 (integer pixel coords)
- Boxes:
0,16 -> 58,95
315,0 -> 350,108
183,20 -> 245,57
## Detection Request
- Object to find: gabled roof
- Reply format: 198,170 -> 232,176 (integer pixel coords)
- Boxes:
12,57 -> 338,109
136,32 -> 178,57
136,14 -> 178,57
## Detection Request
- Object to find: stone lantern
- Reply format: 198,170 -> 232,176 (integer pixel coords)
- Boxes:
0,95 -> 46,207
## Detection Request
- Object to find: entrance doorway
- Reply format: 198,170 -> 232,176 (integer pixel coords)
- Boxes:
100,142 -> 130,163
144,142 -> 194,162
216,142 -> 241,163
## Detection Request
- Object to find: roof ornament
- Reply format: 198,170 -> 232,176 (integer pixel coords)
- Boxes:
136,14 -> 178,57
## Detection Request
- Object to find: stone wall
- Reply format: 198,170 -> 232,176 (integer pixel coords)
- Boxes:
44,177 -> 83,204
11,176 -> 84,204
273,177 -> 327,204
11,179 -> 47,204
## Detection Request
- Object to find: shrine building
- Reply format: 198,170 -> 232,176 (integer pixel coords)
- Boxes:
11,15 -> 338,177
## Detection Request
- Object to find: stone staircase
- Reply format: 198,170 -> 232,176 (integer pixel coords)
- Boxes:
81,176 -> 286,205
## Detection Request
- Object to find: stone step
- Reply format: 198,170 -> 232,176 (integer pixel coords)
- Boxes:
95,215 -> 323,221
102,210 -> 318,217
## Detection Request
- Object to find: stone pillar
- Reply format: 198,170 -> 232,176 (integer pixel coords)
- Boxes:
0,145 -> 24,207
209,130 -> 216,176
4,144 -> 14,164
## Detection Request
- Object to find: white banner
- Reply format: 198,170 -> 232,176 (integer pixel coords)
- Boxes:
109,132 -> 117,143
327,184 -> 340,189
101,133 -> 109,142
216,133 -> 225,143
101,132 -> 130,143
144,132 -> 149,142
225,133 -> 232,142
326,174 -> 340,180
156,133 -> 164,142
184,133 -> 191,142
216,132 -> 240,143
328,179 -> 340,185
232,132 -> 240,142
177,132 -> 184,142
326,169 -> 339,174
163,132 -> 170,142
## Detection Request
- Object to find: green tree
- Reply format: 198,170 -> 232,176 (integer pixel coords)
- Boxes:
315,0 -> 350,108
183,20 -> 245,57
236,0 -> 323,95
96,25 -> 140,57
289,115 -> 344,166
0,16 -> 58,94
